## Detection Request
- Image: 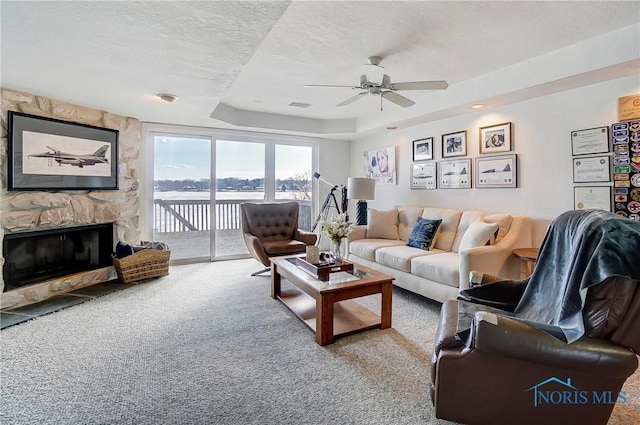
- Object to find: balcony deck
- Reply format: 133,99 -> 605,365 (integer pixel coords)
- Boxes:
152,198 -> 313,262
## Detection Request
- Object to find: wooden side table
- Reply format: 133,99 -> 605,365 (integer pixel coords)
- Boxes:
512,247 -> 540,277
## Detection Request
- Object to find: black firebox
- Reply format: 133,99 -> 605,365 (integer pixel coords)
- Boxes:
3,223 -> 114,292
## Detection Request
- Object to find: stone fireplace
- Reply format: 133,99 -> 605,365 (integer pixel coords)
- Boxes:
1,88 -> 142,309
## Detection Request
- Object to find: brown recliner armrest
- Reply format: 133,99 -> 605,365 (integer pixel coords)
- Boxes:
294,229 -> 318,246
470,313 -> 638,377
458,278 -> 529,313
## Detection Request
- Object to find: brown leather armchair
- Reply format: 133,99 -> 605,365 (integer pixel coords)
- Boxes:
431,210 -> 640,425
241,202 -> 318,276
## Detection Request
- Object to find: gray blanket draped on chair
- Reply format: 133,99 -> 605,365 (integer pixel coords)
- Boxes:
458,209 -> 640,343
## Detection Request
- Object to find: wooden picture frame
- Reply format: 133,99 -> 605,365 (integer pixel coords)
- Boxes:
479,122 -> 512,154
412,137 -> 433,161
442,131 -> 467,158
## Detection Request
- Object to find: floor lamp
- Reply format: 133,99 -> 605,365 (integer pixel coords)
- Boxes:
347,177 -> 376,225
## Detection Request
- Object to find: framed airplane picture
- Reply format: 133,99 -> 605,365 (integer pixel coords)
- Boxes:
475,154 -> 517,188
8,111 -> 119,190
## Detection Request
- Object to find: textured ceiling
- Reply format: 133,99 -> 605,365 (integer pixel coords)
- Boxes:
1,1 -> 639,139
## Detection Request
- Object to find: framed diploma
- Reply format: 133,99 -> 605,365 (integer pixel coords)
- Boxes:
475,154 -> 517,188
439,158 -> 471,189
574,186 -> 612,212
572,155 -> 611,183
411,162 -> 437,189
571,127 -> 610,156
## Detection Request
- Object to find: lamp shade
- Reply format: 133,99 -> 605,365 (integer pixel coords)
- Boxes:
347,177 -> 376,200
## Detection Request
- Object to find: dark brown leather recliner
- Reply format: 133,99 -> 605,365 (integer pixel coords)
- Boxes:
241,202 -> 317,276
431,210 -> 640,425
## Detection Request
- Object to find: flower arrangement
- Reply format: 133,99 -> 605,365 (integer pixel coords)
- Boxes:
321,213 -> 355,244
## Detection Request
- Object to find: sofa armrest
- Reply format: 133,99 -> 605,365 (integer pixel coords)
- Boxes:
458,215 -> 533,290
459,244 -> 514,290
346,225 -> 367,256
471,313 -> 638,377
347,225 -> 367,242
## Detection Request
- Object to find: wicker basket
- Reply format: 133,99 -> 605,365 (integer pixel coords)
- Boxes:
112,249 -> 170,284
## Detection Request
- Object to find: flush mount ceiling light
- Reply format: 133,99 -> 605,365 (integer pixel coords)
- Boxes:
156,93 -> 179,103
470,103 -> 486,109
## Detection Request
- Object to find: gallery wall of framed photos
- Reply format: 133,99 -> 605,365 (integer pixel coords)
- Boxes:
410,122 -> 517,191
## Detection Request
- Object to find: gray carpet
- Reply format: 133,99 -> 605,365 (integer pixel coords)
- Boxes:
1,259 -> 638,425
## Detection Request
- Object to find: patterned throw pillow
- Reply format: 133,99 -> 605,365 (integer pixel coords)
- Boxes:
406,218 -> 442,250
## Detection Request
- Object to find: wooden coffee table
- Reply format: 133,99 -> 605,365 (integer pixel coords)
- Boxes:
270,256 -> 394,346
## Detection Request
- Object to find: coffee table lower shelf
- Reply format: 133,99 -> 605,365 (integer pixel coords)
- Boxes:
277,286 -> 381,339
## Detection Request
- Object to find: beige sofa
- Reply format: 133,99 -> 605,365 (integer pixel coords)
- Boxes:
346,206 -> 532,303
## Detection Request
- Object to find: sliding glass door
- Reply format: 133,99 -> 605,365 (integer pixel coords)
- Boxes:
153,135 -> 212,261
214,140 -> 265,257
151,129 -> 316,262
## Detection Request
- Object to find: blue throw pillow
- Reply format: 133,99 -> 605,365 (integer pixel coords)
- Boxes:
407,218 -> 442,250
115,241 -> 134,259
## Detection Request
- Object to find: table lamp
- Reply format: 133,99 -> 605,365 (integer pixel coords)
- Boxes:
347,177 -> 376,225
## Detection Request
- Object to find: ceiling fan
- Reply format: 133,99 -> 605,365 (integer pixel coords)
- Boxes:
304,56 -> 448,109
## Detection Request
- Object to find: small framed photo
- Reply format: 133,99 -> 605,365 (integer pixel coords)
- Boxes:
479,122 -> 512,154
475,154 -> 517,188
442,131 -> 467,158
439,158 -> 471,189
411,162 -> 437,189
413,137 -> 433,161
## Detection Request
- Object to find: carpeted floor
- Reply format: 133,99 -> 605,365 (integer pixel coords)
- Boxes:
1,259 -> 638,424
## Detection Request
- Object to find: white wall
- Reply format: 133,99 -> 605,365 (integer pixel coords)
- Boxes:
350,75 -> 640,245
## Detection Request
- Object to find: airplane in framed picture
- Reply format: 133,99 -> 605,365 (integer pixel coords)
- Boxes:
28,144 -> 110,168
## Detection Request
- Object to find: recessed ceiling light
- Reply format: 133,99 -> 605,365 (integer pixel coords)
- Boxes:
386,125 -> 398,130
156,93 -> 179,103
289,102 -> 311,108
470,104 -> 486,109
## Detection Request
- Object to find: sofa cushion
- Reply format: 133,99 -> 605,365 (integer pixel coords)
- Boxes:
406,217 -> 442,250
421,208 -> 462,252
411,253 -> 460,287
367,208 -> 399,239
376,245 -> 444,272
397,206 -> 424,241
349,239 -> 405,262
482,213 -> 513,244
458,218 -> 499,252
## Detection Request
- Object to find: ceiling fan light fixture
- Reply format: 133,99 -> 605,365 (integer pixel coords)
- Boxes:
156,93 -> 179,103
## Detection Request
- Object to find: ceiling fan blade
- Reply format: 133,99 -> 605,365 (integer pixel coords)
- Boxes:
304,84 -> 358,88
337,92 -> 367,107
390,80 -> 449,90
381,91 -> 415,107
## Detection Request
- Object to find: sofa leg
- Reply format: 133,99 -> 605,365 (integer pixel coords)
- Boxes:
251,267 -> 271,276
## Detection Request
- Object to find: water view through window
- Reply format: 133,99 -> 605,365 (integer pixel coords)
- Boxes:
153,135 -> 313,261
